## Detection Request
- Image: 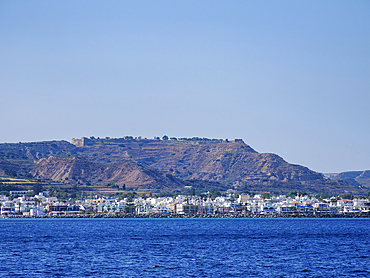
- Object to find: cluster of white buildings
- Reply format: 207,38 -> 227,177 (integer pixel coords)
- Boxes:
1,191 -> 370,216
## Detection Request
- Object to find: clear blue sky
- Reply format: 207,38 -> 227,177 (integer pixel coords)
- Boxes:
1,1 -> 369,173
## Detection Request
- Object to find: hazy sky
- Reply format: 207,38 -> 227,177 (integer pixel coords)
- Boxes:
1,1 -> 369,173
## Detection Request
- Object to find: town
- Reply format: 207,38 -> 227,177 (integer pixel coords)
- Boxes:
1,189 -> 370,218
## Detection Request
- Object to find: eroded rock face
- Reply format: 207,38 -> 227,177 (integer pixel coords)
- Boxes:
31,156 -> 187,190
0,137 -> 367,194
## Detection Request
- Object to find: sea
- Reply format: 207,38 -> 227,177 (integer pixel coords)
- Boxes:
0,218 -> 369,277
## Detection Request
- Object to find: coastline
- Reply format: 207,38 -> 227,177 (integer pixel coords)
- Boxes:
2,212 -> 370,219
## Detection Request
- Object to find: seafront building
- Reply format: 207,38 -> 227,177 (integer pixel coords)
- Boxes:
1,191 -> 370,216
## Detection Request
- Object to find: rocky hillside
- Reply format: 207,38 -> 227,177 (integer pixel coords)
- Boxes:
325,171 -> 370,188
69,137 -> 364,194
0,136 -> 368,195
0,141 -> 77,160
30,156 -> 187,190
0,151 -> 35,176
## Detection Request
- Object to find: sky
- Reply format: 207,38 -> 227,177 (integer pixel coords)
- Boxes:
0,0 -> 369,173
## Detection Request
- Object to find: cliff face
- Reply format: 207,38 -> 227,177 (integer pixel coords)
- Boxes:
0,137 -> 367,194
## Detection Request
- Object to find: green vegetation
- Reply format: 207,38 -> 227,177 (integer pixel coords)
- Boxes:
0,183 -> 23,196
178,137 -> 223,142
286,191 -> 297,198
341,192 -> 354,200
261,193 -> 270,199
4,169 -> 18,177
32,183 -> 44,195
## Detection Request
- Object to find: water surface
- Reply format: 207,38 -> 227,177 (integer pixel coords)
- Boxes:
1,218 -> 369,277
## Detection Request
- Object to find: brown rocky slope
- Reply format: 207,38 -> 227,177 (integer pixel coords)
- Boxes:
0,137 -> 368,195
70,137 -> 367,194
30,156 -> 187,190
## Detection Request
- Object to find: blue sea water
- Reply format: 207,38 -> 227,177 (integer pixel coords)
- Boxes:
0,218 -> 369,277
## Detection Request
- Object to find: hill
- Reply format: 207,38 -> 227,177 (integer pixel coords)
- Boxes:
0,136 -> 368,195
31,156 -> 187,190
324,171 -> 370,188
70,137 -> 362,194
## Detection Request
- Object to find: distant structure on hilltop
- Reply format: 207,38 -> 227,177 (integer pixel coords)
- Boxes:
71,136 -> 244,147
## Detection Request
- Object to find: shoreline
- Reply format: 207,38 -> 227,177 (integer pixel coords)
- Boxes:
2,212 -> 370,219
